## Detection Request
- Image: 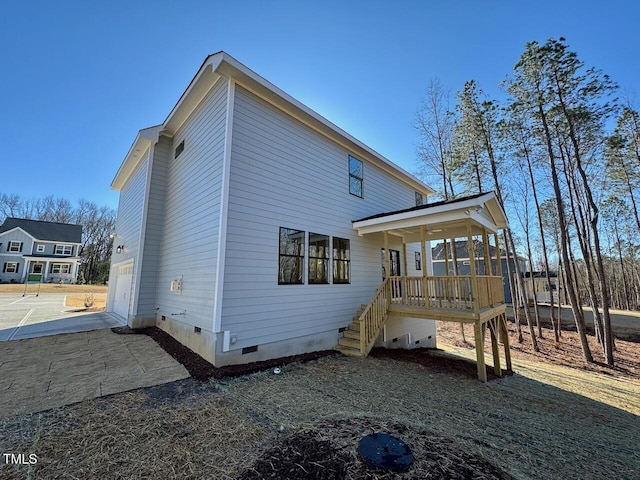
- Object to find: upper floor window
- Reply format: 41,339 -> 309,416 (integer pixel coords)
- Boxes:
55,245 -> 73,255
278,228 -> 305,285
8,241 -> 22,252
415,192 -> 426,206
309,233 -> 329,284
349,156 -> 363,198
333,237 -> 350,284
36,245 -> 45,253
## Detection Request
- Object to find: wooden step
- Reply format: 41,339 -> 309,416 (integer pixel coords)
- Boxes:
335,344 -> 363,356
347,322 -> 360,332
338,337 -> 360,349
343,329 -> 360,340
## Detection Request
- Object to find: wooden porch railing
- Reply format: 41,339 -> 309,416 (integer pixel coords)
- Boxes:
389,275 -> 504,310
359,277 -> 390,355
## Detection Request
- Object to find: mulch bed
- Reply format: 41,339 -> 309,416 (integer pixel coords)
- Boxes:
112,326 -> 338,381
113,326 -> 509,383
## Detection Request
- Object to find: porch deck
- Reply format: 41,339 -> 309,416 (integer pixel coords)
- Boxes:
336,275 -> 512,382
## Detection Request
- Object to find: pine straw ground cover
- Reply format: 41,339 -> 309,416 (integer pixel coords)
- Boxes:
2,347 -> 639,479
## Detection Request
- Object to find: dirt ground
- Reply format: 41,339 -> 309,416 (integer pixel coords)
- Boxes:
2,322 -> 639,479
0,284 -> 108,294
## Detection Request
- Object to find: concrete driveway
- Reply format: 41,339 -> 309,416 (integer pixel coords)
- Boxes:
0,293 -> 123,341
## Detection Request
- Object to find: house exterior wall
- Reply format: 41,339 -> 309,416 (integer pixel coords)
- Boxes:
216,84 -> 424,364
0,230 -> 32,282
153,77 -> 228,334
107,151 -> 151,318
134,135 -> 171,323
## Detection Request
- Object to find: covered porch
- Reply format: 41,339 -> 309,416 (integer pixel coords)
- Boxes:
341,192 -> 512,382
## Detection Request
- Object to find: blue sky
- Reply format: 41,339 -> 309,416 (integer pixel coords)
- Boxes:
1,1 -> 637,210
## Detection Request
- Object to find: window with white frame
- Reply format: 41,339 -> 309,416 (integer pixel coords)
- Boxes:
308,233 -> 329,284
415,192 -> 426,206
333,237 -> 350,284
8,241 -> 22,252
278,228 -> 305,285
50,264 -> 71,274
349,156 -> 363,198
415,252 -> 422,271
36,244 -> 45,253
55,245 -> 73,255
3,262 -> 18,273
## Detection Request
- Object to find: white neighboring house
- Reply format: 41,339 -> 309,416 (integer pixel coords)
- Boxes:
0,218 -> 82,284
107,52 -> 510,378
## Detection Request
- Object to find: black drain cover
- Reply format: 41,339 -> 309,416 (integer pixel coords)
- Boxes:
358,432 -> 414,472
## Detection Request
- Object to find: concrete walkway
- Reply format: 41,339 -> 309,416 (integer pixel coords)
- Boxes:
0,329 -> 190,418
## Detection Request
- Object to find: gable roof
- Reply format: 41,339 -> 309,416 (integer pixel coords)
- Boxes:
0,218 -> 82,243
112,51 -> 434,196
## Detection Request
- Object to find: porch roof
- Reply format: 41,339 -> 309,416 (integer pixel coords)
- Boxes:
352,191 -> 508,242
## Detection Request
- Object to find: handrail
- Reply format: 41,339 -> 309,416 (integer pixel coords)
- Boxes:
359,277 -> 390,355
389,275 -> 504,310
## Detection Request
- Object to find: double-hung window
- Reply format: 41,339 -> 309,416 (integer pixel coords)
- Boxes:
349,156 -> 363,198
308,233 -> 329,284
3,262 -> 18,273
51,264 -> 71,274
333,237 -> 350,284
415,252 -> 422,271
8,241 -> 22,252
55,245 -> 73,255
278,228 -> 305,284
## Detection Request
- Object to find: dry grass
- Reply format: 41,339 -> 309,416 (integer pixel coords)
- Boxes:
4,352 -> 637,479
1,331 -> 639,479
0,284 -> 108,294
64,294 -> 107,310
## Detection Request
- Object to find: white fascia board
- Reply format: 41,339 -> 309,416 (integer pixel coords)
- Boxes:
214,53 -> 434,196
111,127 -> 160,190
354,210 -> 470,236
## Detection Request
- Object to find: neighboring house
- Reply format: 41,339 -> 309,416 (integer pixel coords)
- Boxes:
0,218 -> 83,283
431,240 -> 527,304
107,52 -> 511,381
523,271 -> 560,304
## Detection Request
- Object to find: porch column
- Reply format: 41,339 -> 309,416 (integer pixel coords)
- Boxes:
443,239 -> 450,276
383,231 -> 391,304
44,261 -> 50,282
466,220 -> 479,315
482,228 -> 491,276
420,226 -> 427,308
494,233 -> 503,277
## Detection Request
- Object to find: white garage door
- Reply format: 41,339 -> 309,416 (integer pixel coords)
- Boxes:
113,263 -> 133,320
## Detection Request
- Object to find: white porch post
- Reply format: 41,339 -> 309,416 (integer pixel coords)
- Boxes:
44,261 -> 50,282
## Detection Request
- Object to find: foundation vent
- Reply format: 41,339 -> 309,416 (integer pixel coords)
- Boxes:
242,345 -> 258,354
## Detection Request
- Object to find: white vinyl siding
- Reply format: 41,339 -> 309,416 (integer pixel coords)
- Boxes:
155,77 -> 228,330
136,136 -> 171,316
220,85 -> 418,349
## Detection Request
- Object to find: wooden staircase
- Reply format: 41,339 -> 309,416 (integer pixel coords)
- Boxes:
336,304 -> 367,356
335,278 -> 390,357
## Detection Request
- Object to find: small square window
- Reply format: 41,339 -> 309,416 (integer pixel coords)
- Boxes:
175,140 -> 185,158
349,156 -> 363,198
36,245 -> 45,253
